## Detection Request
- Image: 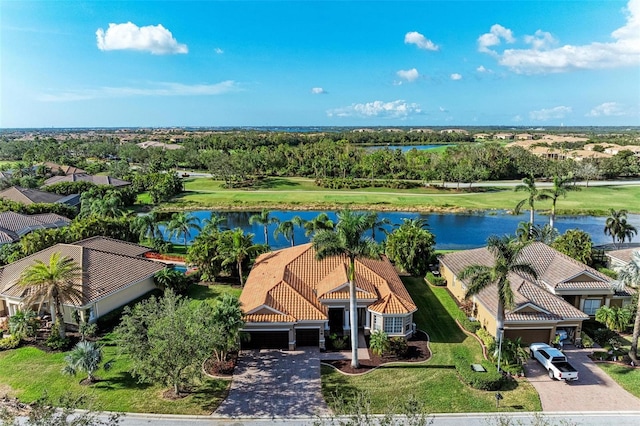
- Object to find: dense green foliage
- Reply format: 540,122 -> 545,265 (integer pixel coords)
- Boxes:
385,218 -> 435,276
551,229 -> 593,265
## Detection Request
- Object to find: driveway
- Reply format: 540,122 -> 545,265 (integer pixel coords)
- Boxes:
524,346 -> 640,411
214,349 -> 330,418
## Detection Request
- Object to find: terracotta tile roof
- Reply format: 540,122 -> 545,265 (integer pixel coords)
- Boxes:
240,243 -> 416,323
0,186 -> 65,205
555,281 -> 613,290
0,239 -> 164,306
43,174 -> 130,188
244,313 -> 297,323
0,211 -> 71,243
44,162 -> 86,175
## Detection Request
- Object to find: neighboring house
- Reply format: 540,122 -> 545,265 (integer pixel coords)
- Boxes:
0,186 -> 81,208
606,246 -> 640,269
239,243 -> 417,350
440,242 -> 632,345
0,211 -> 71,245
0,236 -> 165,324
43,162 -> 86,176
43,173 -> 131,188
136,141 -> 183,150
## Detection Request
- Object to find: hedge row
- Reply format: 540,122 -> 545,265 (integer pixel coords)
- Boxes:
452,347 -> 506,391
315,178 -> 421,190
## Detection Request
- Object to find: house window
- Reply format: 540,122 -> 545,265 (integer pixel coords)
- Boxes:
373,314 -> 383,331
583,299 -> 601,315
384,316 -> 403,334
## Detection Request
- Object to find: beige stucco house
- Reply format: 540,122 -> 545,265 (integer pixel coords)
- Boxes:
0,236 -> 165,325
440,242 -> 632,344
239,243 -> 417,350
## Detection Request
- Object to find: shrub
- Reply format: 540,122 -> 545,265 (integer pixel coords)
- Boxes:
452,348 -> 505,391
329,333 -> 348,350
476,328 -> 496,350
369,330 -> 390,356
581,331 -> 594,348
425,272 -> 446,286
0,335 -> 20,351
458,317 -> 480,334
593,328 -> 618,346
8,309 -> 38,339
501,364 -> 524,376
389,337 -> 408,358
46,325 -> 71,351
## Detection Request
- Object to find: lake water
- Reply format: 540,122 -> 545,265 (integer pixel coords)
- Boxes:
367,144 -> 450,152
160,210 -> 637,250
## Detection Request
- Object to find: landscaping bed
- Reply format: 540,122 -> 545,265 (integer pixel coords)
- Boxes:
326,330 -> 430,374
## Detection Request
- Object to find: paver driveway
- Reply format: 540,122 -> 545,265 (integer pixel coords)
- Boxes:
214,348 -> 330,418
524,346 -> 640,411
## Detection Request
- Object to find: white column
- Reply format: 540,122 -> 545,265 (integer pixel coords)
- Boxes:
365,310 -> 370,329
344,309 -> 350,330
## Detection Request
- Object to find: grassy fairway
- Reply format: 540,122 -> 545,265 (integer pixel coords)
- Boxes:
172,177 -> 640,215
321,277 -> 542,414
0,284 -> 240,414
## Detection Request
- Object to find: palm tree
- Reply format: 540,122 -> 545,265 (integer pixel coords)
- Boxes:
365,212 -> 390,241
132,212 -> 161,243
249,210 -> 277,245
303,213 -> 335,237
18,252 -> 83,339
62,340 -> 111,383
166,212 -> 201,248
514,176 -> 541,225
617,250 -> 640,364
515,222 -> 558,245
460,235 -> 537,368
273,216 -> 303,247
312,210 -> 380,368
201,212 -> 227,234
539,175 -> 580,229
604,209 -> 638,248
219,228 -> 261,287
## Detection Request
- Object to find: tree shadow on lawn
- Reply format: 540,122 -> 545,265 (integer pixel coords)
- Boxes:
321,365 -> 361,410
93,372 -> 152,392
189,379 -> 229,413
249,178 -> 301,189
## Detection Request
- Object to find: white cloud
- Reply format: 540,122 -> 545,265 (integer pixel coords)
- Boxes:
439,106 -> 449,113
586,102 -> 625,117
529,106 -> 572,121
396,68 -> 419,82
404,31 -> 439,51
477,24 -> 515,53
478,0 -> 640,73
512,115 -> 523,122
214,47 -> 224,54
450,73 -> 462,80
38,81 -> 238,102
476,65 -> 490,73
327,100 -> 421,119
96,22 -> 188,54
311,87 -> 326,94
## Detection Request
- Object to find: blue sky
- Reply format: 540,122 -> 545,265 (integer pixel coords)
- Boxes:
1,0 -> 639,128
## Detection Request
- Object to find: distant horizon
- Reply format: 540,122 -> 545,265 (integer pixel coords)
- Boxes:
2,1 -> 639,128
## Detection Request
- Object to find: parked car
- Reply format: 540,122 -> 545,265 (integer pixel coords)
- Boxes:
530,342 -> 578,381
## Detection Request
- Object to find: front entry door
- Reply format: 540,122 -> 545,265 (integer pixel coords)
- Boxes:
328,308 -> 344,333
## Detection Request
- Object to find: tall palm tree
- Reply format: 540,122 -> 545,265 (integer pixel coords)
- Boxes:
132,212 -> 161,243
201,212 -> 227,234
219,228 -> 261,287
460,236 -> 537,366
604,209 -> 638,248
273,216 -> 303,247
249,210 -> 277,245
365,211 -> 390,241
539,175 -> 580,229
312,210 -> 380,368
514,176 -> 541,225
303,213 -> 335,237
18,252 -> 83,338
166,212 -> 201,248
617,250 -> 640,364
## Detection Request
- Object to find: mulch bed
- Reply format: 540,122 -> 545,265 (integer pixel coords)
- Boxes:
203,351 -> 239,378
326,331 -> 430,374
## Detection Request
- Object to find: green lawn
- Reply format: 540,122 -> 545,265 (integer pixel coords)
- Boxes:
321,278 -> 542,414
170,177 -> 640,215
597,363 -> 640,398
0,284 -> 239,414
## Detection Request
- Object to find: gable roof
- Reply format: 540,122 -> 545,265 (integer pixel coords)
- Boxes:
43,174 -> 130,188
439,243 -> 606,323
606,247 -> 639,265
240,243 -> 416,323
0,186 -> 66,205
0,211 -> 71,244
44,162 -> 86,175
0,238 -> 164,306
